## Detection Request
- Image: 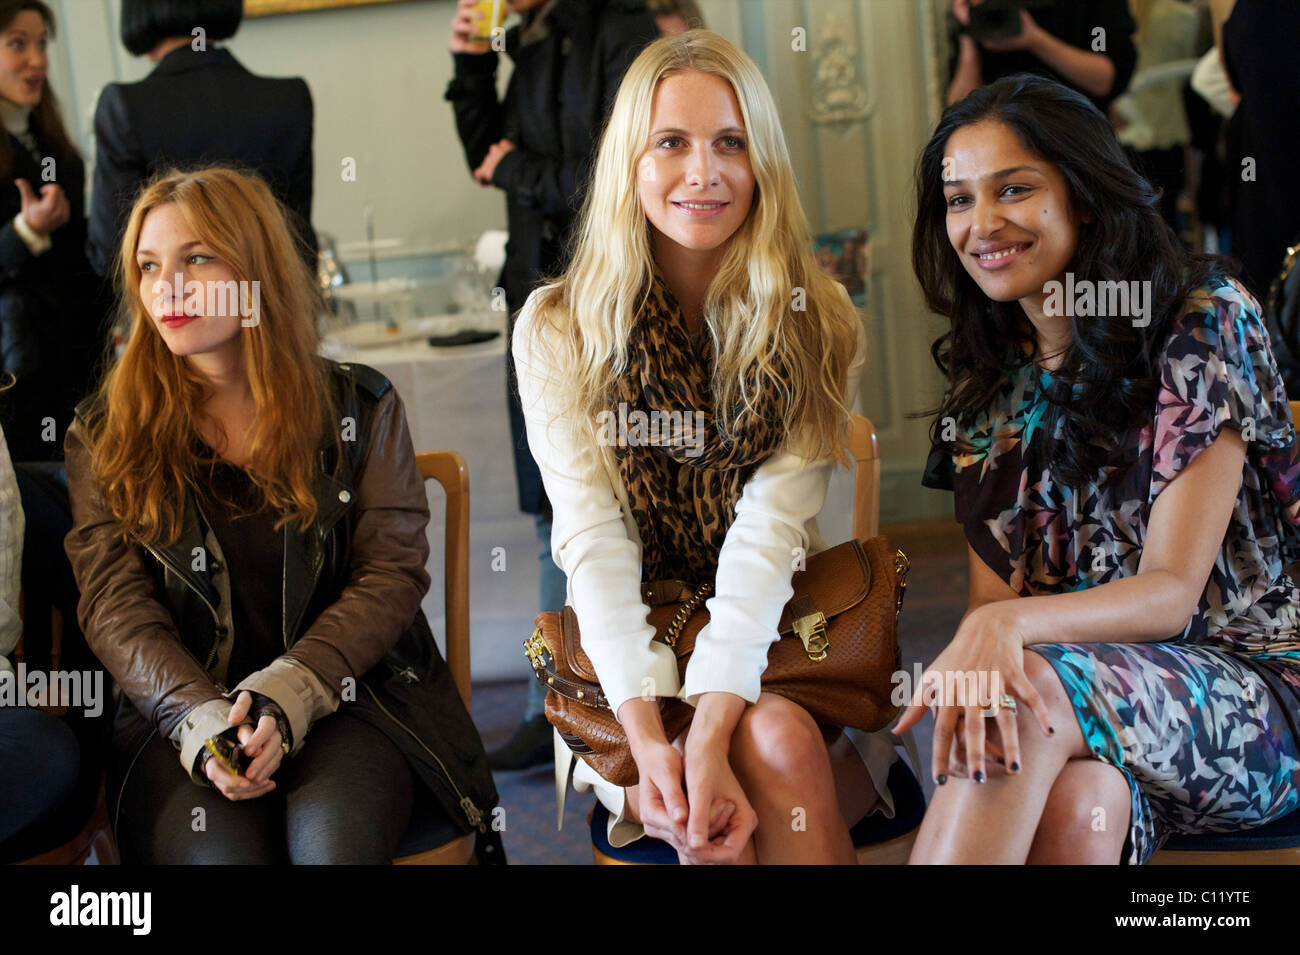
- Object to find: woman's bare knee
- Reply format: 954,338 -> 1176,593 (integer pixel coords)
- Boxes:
729,694 -> 829,787
1028,758 -> 1129,864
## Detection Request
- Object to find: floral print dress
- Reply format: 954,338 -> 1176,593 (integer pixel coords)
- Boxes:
924,280 -> 1300,864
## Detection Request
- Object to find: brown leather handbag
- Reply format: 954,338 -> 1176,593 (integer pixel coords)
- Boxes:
523,536 -> 909,787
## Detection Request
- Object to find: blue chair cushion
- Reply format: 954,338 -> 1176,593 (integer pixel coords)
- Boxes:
592,757 -> 926,863
1159,805 -> 1300,853
393,787 -> 466,857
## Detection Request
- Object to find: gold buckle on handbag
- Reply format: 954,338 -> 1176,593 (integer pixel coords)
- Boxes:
524,627 -> 550,670
792,611 -> 829,661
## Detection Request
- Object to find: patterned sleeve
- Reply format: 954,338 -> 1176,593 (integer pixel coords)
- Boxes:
921,419 -> 956,493
1150,280 -> 1300,519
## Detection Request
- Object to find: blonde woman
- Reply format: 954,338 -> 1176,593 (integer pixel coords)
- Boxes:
64,167 -> 497,864
515,30 -> 895,864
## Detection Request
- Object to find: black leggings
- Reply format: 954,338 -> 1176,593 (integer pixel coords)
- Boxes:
112,710 -> 414,864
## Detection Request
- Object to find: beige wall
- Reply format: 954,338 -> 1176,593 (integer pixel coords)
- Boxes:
47,0 -> 950,521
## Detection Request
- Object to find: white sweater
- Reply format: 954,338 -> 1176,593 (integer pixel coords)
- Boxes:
514,288 -> 868,718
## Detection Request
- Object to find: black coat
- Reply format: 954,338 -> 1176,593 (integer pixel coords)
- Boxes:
0,133 -> 109,463
445,0 -> 657,514
1223,0 -> 1300,296
88,46 -> 316,277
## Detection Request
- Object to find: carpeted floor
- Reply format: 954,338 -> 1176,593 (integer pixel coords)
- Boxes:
473,519 -> 968,865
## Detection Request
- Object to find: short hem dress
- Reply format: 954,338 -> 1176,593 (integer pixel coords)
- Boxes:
925,280 -> 1300,864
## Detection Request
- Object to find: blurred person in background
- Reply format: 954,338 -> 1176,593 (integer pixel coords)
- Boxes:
89,0 -> 316,278
444,0 -> 657,770
0,1 -> 108,464
1112,0 -> 1200,233
1220,0 -> 1300,297
946,0 -> 1138,111
646,0 -> 703,35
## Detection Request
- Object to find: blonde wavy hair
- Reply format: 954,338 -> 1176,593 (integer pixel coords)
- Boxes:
88,166 -> 337,546
526,29 -> 860,465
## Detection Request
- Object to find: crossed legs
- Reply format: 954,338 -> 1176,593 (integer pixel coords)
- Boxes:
909,650 -> 1130,864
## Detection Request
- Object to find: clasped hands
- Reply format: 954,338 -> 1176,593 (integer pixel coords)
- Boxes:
633,733 -> 757,865
200,690 -> 289,802
894,601 -> 1054,784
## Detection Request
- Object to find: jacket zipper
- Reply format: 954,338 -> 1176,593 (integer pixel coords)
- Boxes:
143,541 -> 223,672
360,681 -> 486,832
142,492 -> 481,830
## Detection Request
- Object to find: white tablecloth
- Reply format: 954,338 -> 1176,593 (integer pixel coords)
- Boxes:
321,332 -> 857,683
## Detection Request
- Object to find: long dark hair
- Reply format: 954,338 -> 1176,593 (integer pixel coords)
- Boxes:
0,1 -> 79,181
913,74 -> 1226,487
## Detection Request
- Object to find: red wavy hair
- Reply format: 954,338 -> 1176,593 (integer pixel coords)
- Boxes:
87,166 -> 337,545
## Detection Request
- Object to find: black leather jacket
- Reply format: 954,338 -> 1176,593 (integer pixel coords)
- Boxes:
65,361 -> 500,857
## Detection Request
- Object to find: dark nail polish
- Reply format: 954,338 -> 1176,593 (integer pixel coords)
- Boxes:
974,770 -> 985,783
1011,761 -> 1020,773
995,756 -> 1005,765
1049,726 -> 1057,735
936,774 -> 947,785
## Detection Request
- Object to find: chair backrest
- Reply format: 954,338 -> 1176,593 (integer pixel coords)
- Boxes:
849,414 -> 880,540
414,451 -> 471,714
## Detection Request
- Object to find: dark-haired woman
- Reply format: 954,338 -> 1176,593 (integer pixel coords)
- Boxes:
88,0 -> 315,277
899,73 -> 1300,864
0,1 -> 108,462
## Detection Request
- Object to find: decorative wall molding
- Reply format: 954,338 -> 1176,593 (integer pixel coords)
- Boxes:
809,10 -> 870,126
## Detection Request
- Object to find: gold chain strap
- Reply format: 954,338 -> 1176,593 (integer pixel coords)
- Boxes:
663,580 -> 714,648
894,548 -> 910,620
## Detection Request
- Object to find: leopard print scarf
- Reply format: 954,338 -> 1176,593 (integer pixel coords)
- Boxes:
610,275 -> 787,585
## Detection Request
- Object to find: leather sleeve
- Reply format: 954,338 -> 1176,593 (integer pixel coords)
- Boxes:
281,388 -> 432,693
63,418 -> 225,742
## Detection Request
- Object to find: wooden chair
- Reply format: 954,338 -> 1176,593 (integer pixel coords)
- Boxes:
10,593 -> 119,866
847,413 -> 926,864
391,450 -> 477,865
591,413 -> 927,864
